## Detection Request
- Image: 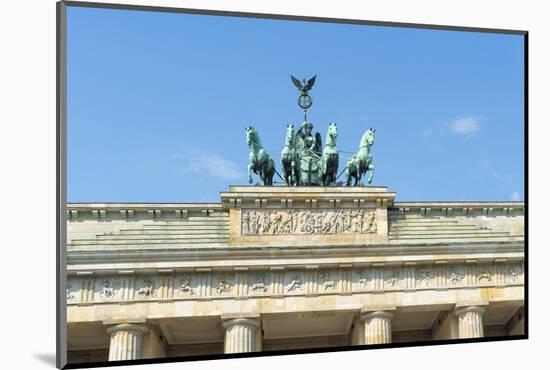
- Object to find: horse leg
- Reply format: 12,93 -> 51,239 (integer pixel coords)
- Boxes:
367,164 -> 375,184
248,163 -> 254,184
267,167 -> 274,186
290,160 -> 295,185
355,170 -> 362,186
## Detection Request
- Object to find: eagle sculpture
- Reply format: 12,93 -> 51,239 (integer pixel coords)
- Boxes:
291,75 -> 317,95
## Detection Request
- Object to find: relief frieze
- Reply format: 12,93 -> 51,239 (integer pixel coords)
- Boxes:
241,209 -> 377,235
66,262 -> 523,305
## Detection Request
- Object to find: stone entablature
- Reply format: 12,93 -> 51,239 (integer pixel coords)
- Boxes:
65,187 -> 525,360
67,260 -> 524,306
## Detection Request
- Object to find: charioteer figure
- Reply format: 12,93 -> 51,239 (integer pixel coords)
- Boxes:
295,121 -> 322,158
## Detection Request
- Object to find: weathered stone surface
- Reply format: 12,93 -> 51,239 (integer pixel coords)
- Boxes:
66,186 -> 524,362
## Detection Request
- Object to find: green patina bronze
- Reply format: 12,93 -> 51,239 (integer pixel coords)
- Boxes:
346,128 -> 376,186
295,121 -> 323,185
246,126 -> 275,186
320,122 -> 339,186
280,124 -> 300,186
245,76 -> 375,187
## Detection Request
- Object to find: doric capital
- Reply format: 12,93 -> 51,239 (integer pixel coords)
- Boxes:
454,305 -> 486,317
106,323 -> 149,335
360,308 -> 395,322
221,314 -> 261,329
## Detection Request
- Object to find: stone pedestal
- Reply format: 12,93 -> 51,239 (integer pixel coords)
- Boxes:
455,306 -> 485,339
222,317 -> 261,353
360,310 -> 394,344
106,323 -> 149,361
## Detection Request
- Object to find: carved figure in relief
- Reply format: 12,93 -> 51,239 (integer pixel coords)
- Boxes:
418,269 -> 432,286
280,211 -> 295,234
251,276 -> 267,293
178,276 -> 194,295
449,267 -> 465,284
386,271 -> 399,287
67,284 -> 74,301
350,210 -> 362,233
260,212 -> 271,234
328,212 -> 339,233
269,212 -> 282,234
506,267 -> 519,282
216,278 -> 233,294
478,271 -> 492,282
321,216 -> 332,233
250,211 -> 260,234
137,279 -> 155,297
286,276 -> 302,292
100,279 -> 116,299
320,273 -> 336,291
242,212 -> 250,234
358,270 -> 369,288
361,210 -> 377,233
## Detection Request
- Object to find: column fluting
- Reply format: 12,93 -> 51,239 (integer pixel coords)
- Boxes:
106,323 -> 149,361
454,305 -> 485,339
360,310 -> 394,344
222,317 -> 261,353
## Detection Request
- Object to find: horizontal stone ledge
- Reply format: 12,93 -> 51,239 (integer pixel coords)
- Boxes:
67,203 -> 224,209
66,254 -> 525,273
66,246 -> 524,268
393,201 -> 524,208
67,298 -> 525,324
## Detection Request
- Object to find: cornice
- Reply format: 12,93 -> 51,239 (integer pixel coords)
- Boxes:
66,239 -> 524,269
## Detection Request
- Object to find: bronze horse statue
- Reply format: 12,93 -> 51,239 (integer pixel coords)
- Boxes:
346,128 -> 375,186
246,126 -> 275,186
320,122 -> 339,186
281,124 -> 300,185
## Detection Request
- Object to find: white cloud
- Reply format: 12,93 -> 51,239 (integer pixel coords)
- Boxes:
172,150 -> 243,180
450,117 -> 481,135
510,191 -> 521,201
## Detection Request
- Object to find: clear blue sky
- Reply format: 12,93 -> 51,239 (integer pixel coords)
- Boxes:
67,6 -> 525,203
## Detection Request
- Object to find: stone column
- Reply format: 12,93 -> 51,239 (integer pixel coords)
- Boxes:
454,306 -> 485,339
106,324 -> 149,361
222,316 -> 261,353
360,310 -> 394,344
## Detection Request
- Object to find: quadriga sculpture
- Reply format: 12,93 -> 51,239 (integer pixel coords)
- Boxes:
346,128 -> 375,186
246,126 -> 275,186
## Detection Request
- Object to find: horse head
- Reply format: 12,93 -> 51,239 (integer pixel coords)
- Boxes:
325,122 -> 338,147
246,126 -> 259,147
360,127 -> 376,148
328,122 -> 338,140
